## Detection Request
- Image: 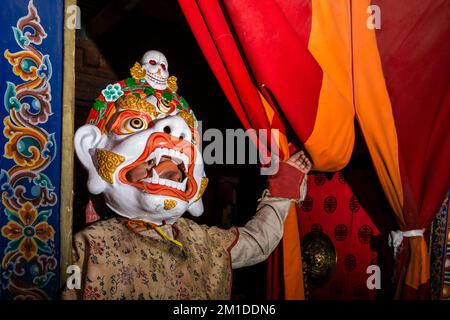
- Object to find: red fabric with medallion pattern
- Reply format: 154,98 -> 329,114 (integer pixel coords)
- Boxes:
298,171 -> 395,299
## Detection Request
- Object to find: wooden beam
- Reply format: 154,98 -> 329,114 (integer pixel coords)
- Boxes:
60,0 -> 77,286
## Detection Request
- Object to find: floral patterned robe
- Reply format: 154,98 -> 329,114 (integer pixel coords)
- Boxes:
62,165 -> 306,300
61,217 -> 238,300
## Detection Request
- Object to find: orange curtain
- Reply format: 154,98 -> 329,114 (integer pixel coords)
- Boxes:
352,0 -> 450,298
179,0 -> 450,299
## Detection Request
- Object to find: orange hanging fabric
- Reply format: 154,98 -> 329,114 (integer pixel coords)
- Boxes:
178,0 -> 450,299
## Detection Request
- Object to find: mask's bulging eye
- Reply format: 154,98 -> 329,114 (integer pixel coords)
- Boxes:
130,118 -> 144,129
120,117 -> 147,134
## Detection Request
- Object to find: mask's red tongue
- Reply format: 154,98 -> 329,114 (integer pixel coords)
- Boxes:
154,160 -> 182,181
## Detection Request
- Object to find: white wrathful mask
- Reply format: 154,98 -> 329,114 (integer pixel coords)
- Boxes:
74,50 -> 207,225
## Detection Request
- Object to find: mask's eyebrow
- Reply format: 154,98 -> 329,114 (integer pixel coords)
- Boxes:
105,111 -> 120,133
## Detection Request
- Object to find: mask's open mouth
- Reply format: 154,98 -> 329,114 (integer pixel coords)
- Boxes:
119,133 -> 198,201
125,148 -> 189,191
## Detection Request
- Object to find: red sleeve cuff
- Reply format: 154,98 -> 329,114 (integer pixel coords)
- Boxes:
267,162 -> 306,200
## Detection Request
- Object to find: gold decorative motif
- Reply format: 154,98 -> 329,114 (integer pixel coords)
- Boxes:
193,176 -> 208,202
301,231 -> 337,285
130,62 -> 146,80
167,76 -> 178,92
164,199 -> 177,210
115,94 -> 158,118
95,148 -> 126,184
177,110 -> 195,128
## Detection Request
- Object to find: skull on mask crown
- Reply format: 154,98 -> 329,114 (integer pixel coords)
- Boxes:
141,50 -> 169,90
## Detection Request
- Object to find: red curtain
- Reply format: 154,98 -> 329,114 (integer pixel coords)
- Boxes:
178,0 -> 308,299
179,0 -> 450,299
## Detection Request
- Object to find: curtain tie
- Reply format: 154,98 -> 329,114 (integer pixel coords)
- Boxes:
388,229 -> 424,258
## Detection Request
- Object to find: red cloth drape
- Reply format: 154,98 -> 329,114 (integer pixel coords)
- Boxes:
178,0 -> 306,299
352,0 -> 450,298
179,0 -> 450,299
